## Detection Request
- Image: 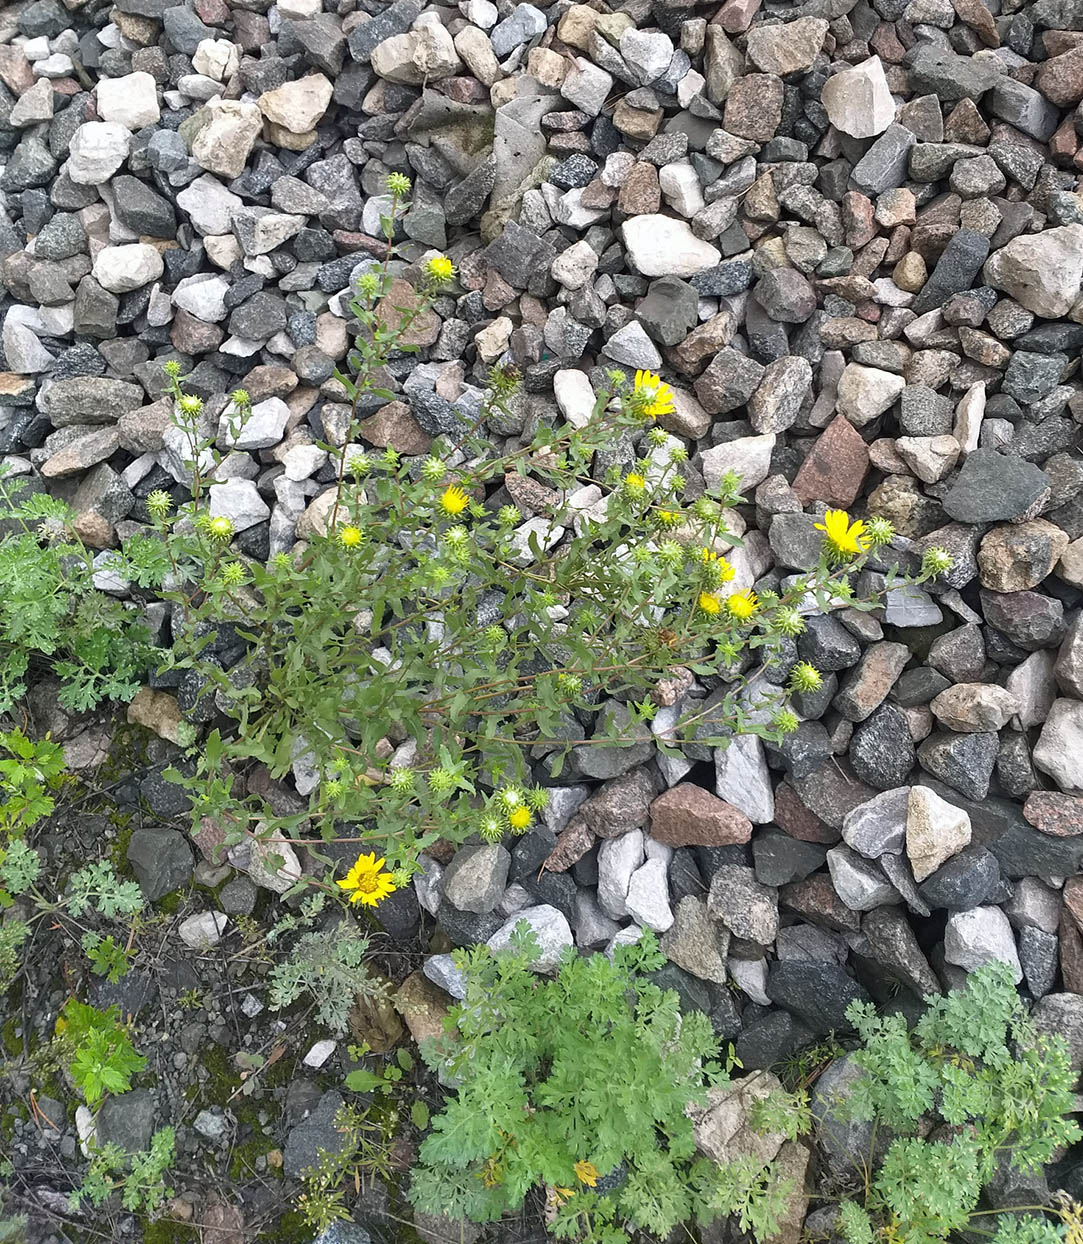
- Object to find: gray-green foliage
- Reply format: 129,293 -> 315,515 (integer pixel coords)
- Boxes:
267,899 -> 384,1033
838,963 -> 1081,1244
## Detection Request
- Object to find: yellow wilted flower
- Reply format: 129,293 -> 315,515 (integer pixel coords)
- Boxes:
574,1160 -> 599,1187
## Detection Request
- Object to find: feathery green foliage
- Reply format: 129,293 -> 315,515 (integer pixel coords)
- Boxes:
410,927 -> 805,1243
838,963 -> 1081,1244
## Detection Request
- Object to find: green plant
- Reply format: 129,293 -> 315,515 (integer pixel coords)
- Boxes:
58,1000 -> 146,1107
80,932 -> 135,983
0,479 -> 154,712
409,926 -> 806,1244
837,963 -> 1081,1244
296,1101 -> 401,1234
266,895 -> 385,1034
138,180 -> 948,892
70,1126 -> 175,1213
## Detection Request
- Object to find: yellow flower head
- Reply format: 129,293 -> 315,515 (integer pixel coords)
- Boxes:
440,485 -> 470,516
633,369 -> 675,418
815,509 -> 870,558
726,588 -> 759,620
507,805 -> 532,832
623,471 -> 646,497
574,1160 -> 599,1188
426,254 -> 456,284
700,548 -> 736,583
337,851 -> 397,907
698,591 -> 722,615
339,525 -> 363,549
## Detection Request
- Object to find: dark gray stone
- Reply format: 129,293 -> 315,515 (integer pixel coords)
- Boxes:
126,828 -> 193,900
942,450 -> 1050,523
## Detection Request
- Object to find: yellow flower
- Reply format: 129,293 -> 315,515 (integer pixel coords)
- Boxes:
339,525 -> 363,548
698,591 -> 722,614
726,589 -> 759,620
574,1161 -> 599,1188
624,472 -> 646,497
815,509 -> 870,558
440,485 -> 470,516
633,369 -> 675,418
507,805 -> 532,831
426,254 -> 456,283
700,548 -> 736,582
337,852 -> 397,907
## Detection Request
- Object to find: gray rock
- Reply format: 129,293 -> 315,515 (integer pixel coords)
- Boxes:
440,843 -> 510,915
1031,994 -> 1083,1068
127,828 -> 193,900
767,961 -> 871,1035
944,905 -> 1022,982
707,865 -> 778,945
811,1056 -> 892,1177
714,735 -> 773,823
826,844 -> 898,911
97,1088 -> 157,1155
284,1091 -> 350,1178
841,787 -> 909,857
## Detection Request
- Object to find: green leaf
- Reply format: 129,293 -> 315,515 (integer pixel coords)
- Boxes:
411,1100 -> 429,1130
345,1069 -> 384,1094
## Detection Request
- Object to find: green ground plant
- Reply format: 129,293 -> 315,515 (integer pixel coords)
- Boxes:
0,480 -> 153,713
21,173 -> 945,904
409,925 -> 808,1244
838,962 -> 1081,1244
56,1000 -> 146,1108
70,1126 -> 175,1214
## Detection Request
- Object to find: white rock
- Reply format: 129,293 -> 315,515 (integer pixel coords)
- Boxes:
91,243 -> 165,293
190,98 -> 262,179
560,56 -> 613,117
177,174 -> 244,236
626,857 -> 674,932
209,479 -> 271,531
303,1039 -> 337,1069
554,365 -> 596,430
509,516 -> 565,566
551,239 -> 599,290
2,318 -> 53,374
35,53 -> 74,78
178,910 -> 229,949
474,315 -> 512,362
715,734 -> 774,823
699,433 -> 776,492
983,224 -> 1083,319
461,0 -> 498,27
193,39 -> 241,82
821,55 -> 895,139
218,396 -> 290,450
172,272 -> 230,322
231,208 -> 305,255
953,381 -> 985,454
659,161 -> 705,218
894,434 -> 960,483
258,73 -> 334,134
944,906 -> 1022,983
1033,698 -> 1083,793
1005,649 -> 1057,731
67,122 -> 131,185
620,27 -> 674,85
96,71 -> 160,129
370,24 -> 462,85
621,214 -> 721,277
9,78 -> 53,127
228,834 -> 302,893
487,904 -> 573,973
906,785 -> 972,882
835,362 -> 905,427
597,828 -> 645,919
